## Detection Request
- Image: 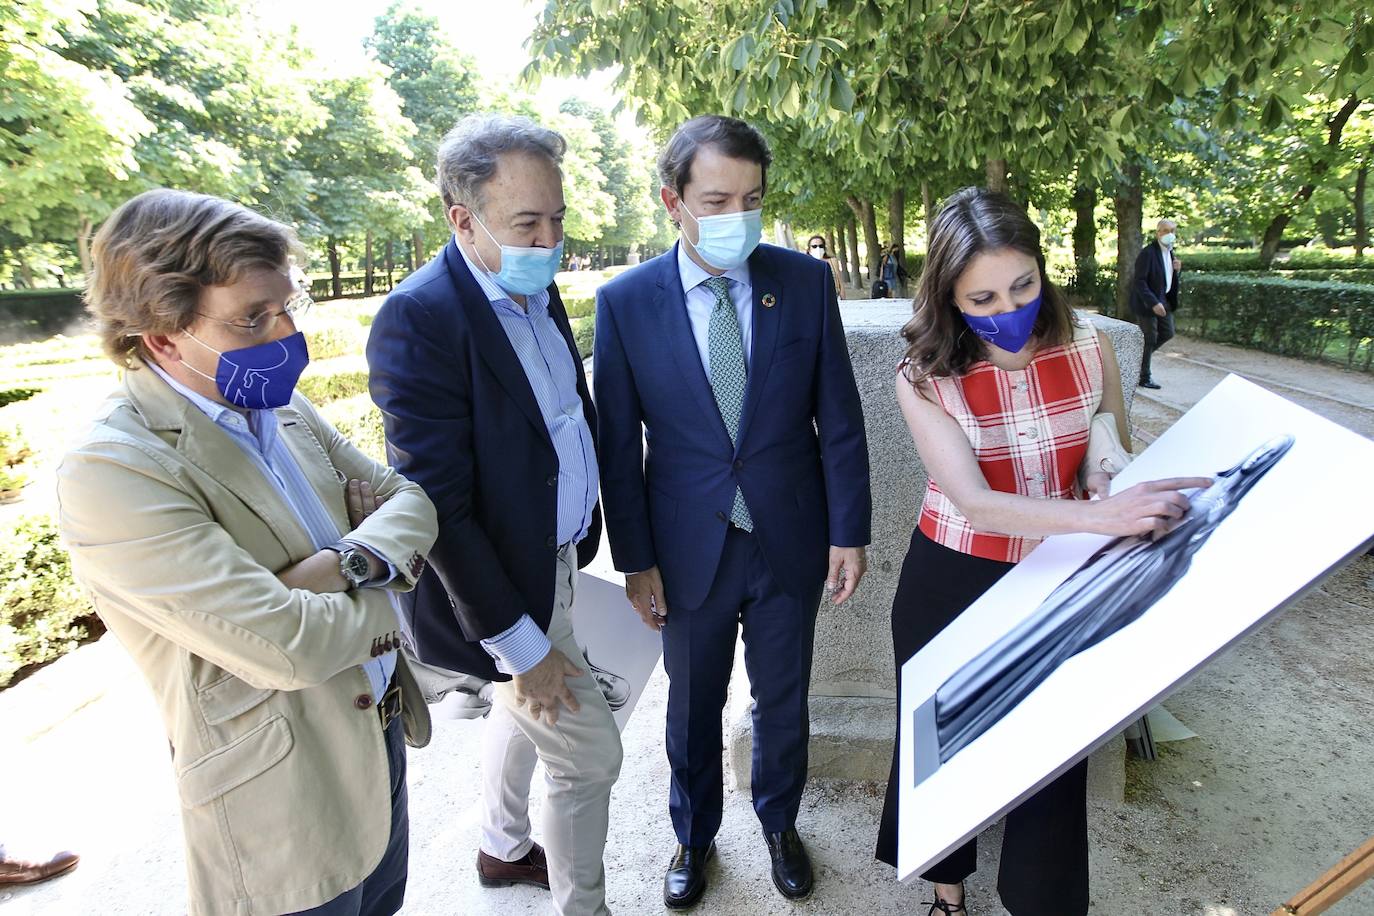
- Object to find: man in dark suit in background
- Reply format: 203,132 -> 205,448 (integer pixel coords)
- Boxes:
367,113 -> 621,916
594,115 -> 872,908
1130,218 -> 1182,389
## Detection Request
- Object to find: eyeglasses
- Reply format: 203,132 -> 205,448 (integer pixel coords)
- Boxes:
194,290 -> 314,339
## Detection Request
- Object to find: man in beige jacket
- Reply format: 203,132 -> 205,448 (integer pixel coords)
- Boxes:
56,189 -> 438,916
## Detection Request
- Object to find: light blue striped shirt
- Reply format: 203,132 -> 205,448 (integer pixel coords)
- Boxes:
149,364 -> 396,700
458,240 -> 598,676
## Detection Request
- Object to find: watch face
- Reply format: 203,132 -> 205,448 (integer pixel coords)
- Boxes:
343,551 -> 370,582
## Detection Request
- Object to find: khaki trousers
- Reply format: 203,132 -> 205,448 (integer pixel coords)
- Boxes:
484,545 -> 623,916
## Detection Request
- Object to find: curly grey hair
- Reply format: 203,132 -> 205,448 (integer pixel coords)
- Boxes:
436,113 -> 567,212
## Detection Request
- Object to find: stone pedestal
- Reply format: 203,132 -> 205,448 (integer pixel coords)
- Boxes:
727,300 -> 1143,799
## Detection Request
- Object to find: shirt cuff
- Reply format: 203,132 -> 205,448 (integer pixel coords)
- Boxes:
479,614 -> 552,676
338,539 -> 398,587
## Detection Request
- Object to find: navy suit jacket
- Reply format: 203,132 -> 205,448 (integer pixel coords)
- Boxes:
367,239 -> 600,682
594,242 -> 871,610
1130,240 -> 1180,317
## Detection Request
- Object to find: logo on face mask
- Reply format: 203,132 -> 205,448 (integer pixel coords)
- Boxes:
182,330 -> 311,410
681,202 -> 763,271
958,292 -> 1043,354
471,213 -> 563,296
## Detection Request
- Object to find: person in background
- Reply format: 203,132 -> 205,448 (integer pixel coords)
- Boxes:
1129,218 -> 1182,389
880,242 -> 911,299
57,189 -> 438,916
806,234 -> 846,301
874,188 -> 1208,916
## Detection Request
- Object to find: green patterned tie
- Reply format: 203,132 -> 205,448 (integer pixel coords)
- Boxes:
704,276 -> 754,531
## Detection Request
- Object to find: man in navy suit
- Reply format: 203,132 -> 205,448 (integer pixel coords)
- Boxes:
1130,218 -> 1182,389
367,114 -> 621,916
594,115 -> 872,907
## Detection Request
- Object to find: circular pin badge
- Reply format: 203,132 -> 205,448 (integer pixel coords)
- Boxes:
762,293 -> 777,308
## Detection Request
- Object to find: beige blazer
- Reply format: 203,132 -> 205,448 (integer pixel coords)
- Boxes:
56,361 -> 438,916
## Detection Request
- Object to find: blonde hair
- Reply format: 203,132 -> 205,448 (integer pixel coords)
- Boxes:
86,189 -> 303,366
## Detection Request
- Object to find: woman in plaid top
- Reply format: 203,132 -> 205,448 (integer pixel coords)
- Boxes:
874,189 -> 1208,916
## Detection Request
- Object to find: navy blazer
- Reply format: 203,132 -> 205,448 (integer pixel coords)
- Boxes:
594,242 -> 871,610
1130,239 -> 1180,317
367,239 -> 600,681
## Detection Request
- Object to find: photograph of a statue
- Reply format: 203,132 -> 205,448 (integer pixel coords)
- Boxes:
912,434 -> 1295,785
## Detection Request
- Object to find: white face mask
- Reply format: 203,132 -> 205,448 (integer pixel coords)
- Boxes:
681,202 -> 763,271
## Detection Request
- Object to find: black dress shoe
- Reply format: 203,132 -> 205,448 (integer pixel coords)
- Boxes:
1139,378 -> 1162,389
763,828 -> 814,899
663,841 -> 714,909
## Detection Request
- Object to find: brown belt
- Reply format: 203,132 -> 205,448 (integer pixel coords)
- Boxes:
377,678 -> 403,730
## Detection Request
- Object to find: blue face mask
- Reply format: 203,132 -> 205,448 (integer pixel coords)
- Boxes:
1159,232 -> 1176,248
959,292 -> 1043,354
472,214 -> 563,296
183,329 -> 311,410
682,202 -> 763,271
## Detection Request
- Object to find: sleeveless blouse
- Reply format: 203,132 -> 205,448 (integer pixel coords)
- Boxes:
917,313 -> 1105,562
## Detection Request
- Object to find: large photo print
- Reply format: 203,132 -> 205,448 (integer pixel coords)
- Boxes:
898,375 -> 1374,881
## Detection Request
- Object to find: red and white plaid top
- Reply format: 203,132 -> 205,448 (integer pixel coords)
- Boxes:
917,314 -> 1104,562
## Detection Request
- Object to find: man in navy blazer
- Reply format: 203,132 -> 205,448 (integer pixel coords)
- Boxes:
1129,218 -> 1182,389
367,114 -> 621,916
594,115 -> 872,907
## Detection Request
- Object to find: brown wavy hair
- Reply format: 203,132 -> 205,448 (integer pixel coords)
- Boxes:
86,189 -> 303,366
900,187 -> 1074,387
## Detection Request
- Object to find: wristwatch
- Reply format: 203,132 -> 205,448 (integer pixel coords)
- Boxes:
332,542 -> 372,590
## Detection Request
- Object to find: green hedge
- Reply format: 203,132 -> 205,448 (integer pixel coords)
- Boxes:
305,323 -> 362,361
297,368 -> 369,405
1275,268 -> 1374,286
1178,273 -> 1374,369
0,514 -> 102,688
571,316 -> 594,360
320,394 -> 387,465
0,289 -> 89,337
563,296 -> 595,320
1174,249 -> 1266,272
1283,249 -> 1371,269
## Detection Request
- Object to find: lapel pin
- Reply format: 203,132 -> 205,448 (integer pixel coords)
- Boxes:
762,293 -> 777,308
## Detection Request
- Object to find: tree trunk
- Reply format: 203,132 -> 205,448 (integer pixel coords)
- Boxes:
1354,160 -> 1368,260
888,188 -> 906,256
1258,95 -> 1362,267
17,259 -> 34,289
76,217 -> 94,278
327,236 -> 342,300
412,230 -> 425,267
1072,180 -> 1098,287
364,231 -> 375,296
921,181 -> 936,242
844,216 -> 861,290
1113,163 -> 1143,322
847,196 -> 881,286
986,157 -> 1009,194
831,226 -> 851,286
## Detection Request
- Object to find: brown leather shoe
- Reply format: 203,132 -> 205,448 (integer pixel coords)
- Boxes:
0,848 -> 80,886
477,843 -> 550,890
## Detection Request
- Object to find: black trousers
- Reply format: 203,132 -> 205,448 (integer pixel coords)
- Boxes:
1136,310 -> 1175,382
875,528 -> 1089,916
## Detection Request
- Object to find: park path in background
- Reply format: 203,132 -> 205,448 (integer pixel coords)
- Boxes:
1130,333 -> 1374,443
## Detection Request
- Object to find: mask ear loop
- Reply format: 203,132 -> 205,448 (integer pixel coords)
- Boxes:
465,208 -> 502,277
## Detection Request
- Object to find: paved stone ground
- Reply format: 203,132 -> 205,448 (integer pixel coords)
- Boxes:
3,335 -> 1371,915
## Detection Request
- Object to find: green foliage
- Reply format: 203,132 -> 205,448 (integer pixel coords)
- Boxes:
297,369 -> 369,406
320,394 -> 387,465
570,316 -> 595,360
305,323 -> 363,361
1178,273 -> 1374,370
1175,250 -> 1266,272
0,387 -> 41,408
1283,248 -> 1374,269
559,98 -> 659,250
1277,268 -> 1374,285
0,514 -> 101,689
562,296 -> 595,320
0,0 -> 153,242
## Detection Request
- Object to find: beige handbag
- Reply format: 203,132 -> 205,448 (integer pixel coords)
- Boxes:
1079,412 -> 1133,492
